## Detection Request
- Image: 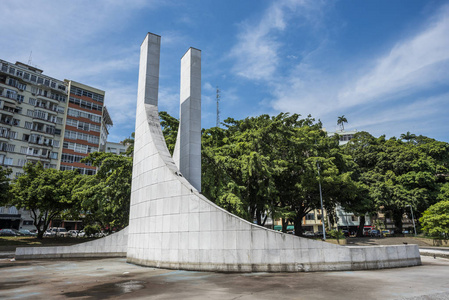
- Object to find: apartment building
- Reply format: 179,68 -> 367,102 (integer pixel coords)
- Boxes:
0,59 -> 112,230
0,59 -> 67,178
60,80 -> 112,175
105,141 -> 127,155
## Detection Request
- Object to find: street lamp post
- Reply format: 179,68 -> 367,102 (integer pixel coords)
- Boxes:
317,161 -> 326,240
406,205 -> 417,236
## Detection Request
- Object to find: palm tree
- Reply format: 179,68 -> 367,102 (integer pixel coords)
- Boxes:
337,115 -> 348,131
400,131 -> 416,142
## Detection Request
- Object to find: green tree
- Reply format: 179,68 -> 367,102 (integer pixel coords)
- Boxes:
202,113 -> 355,236
344,132 -> 449,235
160,111 -> 179,155
9,162 -> 79,239
122,132 -> 135,157
420,200 -> 449,238
337,115 -> 348,131
0,167 -> 12,205
400,131 -> 417,142
73,153 -> 133,232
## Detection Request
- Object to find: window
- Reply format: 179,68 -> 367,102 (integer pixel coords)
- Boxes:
27,109 -> 34,117
50,82 -> 56,88
23,220 -> 33,226
24,122 -> 32,129
22,134 -> 30,142
29,98 -> 36,105
37,77 -> 44,84
17,159 -> 27,167
50,152 -> 58,159
5,144 -> 15,152
30,75 -> 37,82
0,127 -> 8,138
3,157 -> 13,165
305,213 -> 315,221
75,143 -> 87,153
351,215 -> 358,222
16,70 -> 23,77
23,73 -> 30,80
9,67 -> 15,75
20,146 -> 27,154
17,95 -> 24,102
44,79 -> 50,86
66,118 -> 77,127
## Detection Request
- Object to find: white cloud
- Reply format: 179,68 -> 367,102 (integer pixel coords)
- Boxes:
265,3 -> 449,141
229,0 -> 325,81
338,5 -> 449,107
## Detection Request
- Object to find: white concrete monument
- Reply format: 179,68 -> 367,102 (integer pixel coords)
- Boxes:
15,33 -> 422,272
173,47 -> 202,192
125,32 -> 421,272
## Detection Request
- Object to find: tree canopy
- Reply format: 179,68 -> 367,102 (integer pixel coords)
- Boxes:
420,200 -> 449,238
73,152 -> 133,232
9,162 -> 79,238
202,113 -> 356,236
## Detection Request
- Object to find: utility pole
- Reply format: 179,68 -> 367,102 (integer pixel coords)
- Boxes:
216,86 -> 220,128
317,161 -> 326,240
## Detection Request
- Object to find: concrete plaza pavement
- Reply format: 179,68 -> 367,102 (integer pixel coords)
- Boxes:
1,256 -> 449,299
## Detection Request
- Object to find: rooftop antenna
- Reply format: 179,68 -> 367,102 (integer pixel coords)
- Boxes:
216,86 -> 220,127
27,51 -> 32,65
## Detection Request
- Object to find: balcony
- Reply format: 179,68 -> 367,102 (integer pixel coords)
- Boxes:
28,140 -> 53,148
36,93 -> 61,105
0,117 -> 18,127
0,105 -> 20,116
34,103 -> 59,114
26,155 -> 51,162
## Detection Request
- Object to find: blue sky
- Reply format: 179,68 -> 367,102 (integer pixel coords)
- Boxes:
1,0 -> 448,143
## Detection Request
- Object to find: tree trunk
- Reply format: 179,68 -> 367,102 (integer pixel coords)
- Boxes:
392,209 -> 404,235
293,215 -> 303,237
356,215 -> 366,237
281,218 -> 287,234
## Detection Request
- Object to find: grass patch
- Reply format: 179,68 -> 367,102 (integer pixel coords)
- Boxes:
0,236 -> 97,251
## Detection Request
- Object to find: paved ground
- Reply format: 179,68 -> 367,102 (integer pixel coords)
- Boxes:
1,256 -> 449,299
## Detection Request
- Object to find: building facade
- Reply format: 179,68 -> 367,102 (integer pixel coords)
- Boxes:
60,80 -> 112,175
0,59 -> 112,231
105,141 -> 127,155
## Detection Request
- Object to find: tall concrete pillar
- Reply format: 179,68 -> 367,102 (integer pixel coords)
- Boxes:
173,48 -> 201,192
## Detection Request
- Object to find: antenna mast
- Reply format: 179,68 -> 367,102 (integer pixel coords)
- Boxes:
28,51 -> 32,65
216,86 -> 220,127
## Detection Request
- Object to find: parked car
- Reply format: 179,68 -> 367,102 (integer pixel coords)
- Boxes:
43,229 -> 53,237
0,229 -> 23,236
315,231 -> 324,238
44,227 -> 69,237
68,230 -> 79,237
363,228 -> 372,237
370,229 -> 381,237
303,231 -> 315,237
341,230 -> 350,237
19,229 -> 37,236
382,230 -> 392,237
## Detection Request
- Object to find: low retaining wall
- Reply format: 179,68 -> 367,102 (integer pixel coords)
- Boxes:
15,227 -> 128,260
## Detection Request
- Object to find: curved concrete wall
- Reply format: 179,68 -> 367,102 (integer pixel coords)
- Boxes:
15,227 -> 128,260
126,33 -> 421,272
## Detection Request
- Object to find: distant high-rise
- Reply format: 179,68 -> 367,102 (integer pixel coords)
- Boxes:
60,80 -> 112,175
